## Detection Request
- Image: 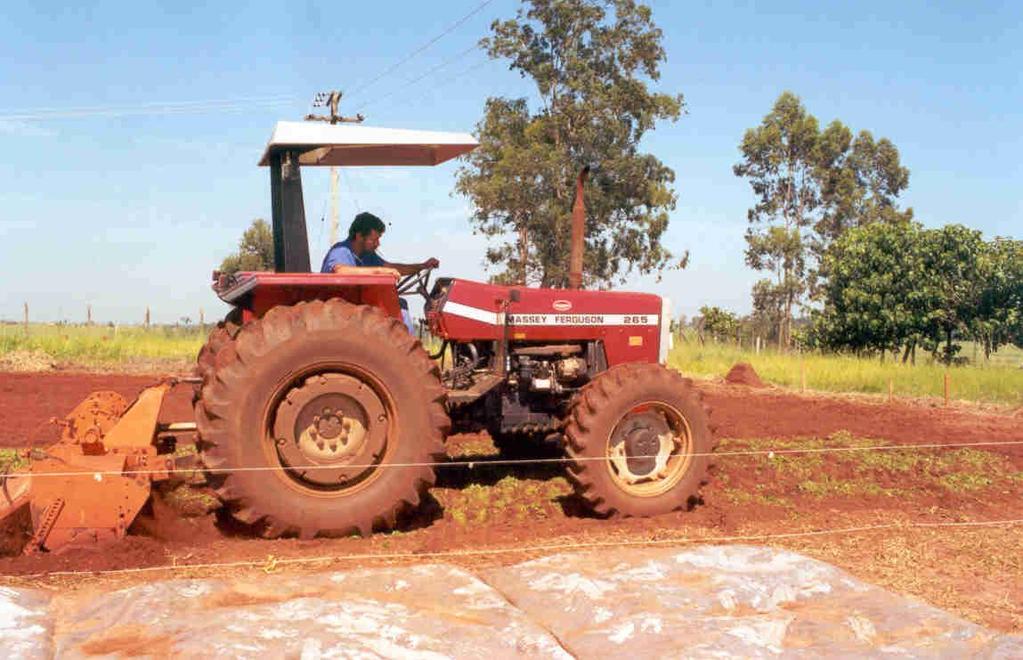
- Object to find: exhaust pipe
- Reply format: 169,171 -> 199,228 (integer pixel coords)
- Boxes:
568,165 -> 590,290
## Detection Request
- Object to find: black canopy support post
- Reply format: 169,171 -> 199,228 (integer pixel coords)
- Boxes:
269,149 -> 311,273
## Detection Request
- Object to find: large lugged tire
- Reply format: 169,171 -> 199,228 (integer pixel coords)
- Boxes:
564,363 -> 714,517
194,308 -> 244,382
195,299 -> 449,538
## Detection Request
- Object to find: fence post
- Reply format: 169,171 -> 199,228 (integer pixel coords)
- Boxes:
87,304 -> 92,325
23,302 -> 29,334
943,371 -> 950,407
199,308 -> 205,333
145,307 -> 151,329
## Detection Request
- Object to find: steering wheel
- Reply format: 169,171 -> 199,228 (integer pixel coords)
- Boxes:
396,265 -> 435,301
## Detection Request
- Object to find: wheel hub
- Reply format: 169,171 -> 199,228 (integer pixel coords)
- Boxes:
608,410 -> 681,487
272,373 -> 388,488
295,405 -> 368,462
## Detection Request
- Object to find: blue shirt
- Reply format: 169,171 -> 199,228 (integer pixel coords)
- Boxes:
320,239 -> 386,273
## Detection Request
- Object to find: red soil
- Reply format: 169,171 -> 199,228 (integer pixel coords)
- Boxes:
724,361 -> 766,388
0,372 -> 194,446
3,371 -> 1019,456
699,380 -> 1023,457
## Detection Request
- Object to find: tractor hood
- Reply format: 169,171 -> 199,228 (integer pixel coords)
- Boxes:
259,121 -> 478,167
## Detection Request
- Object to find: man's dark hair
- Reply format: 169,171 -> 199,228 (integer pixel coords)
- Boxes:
348,212 -> 386,240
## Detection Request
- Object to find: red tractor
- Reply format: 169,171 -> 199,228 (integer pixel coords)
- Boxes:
193,119 -> 713,538
0,118 -> 713,551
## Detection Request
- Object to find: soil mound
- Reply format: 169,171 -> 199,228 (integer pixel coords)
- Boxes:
724,362 -> 766,388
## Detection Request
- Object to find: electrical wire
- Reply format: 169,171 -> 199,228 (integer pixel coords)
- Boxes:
345,0 -> 497,100
1,0 -> 501,123
342,169 -> 362,212
370,55 -> 498,117
0,95 -> 298,122
0,1 -> 501,123
355,43 -> 483,112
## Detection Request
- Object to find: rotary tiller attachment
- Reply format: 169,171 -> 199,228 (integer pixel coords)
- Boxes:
0,381 -> 190,555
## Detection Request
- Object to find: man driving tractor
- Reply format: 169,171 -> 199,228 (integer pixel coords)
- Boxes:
320,211 -> 439,332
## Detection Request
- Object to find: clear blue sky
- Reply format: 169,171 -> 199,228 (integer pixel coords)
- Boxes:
1,0 -> 1020,324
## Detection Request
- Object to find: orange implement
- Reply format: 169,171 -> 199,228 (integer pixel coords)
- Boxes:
0,383 -> 178,554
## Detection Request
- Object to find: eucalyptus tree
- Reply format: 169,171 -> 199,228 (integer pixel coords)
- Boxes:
456,0 -> 685,287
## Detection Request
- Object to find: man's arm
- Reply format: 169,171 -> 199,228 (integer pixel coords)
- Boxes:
331,264 -> 401,278
382,257 -> 440,276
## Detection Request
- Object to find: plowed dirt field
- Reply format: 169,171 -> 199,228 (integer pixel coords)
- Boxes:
1,371 -> 1021,632
3,371 -> 1021,453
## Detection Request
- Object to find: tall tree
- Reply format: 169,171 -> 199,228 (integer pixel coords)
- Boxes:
733,92 -> 819,347
814,125 -> 912,255
456,0 -> 685,287
750,279 -> 786,344
735,92 -> 912,346
220,218 -> 274,274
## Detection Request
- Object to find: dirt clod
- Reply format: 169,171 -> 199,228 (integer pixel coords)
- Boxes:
724,362 -> 766,388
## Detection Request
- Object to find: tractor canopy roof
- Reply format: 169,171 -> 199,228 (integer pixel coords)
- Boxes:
259,121 -> 478,167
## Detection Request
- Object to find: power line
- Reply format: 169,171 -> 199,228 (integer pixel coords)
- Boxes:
355,43 -> 483,112
373,55 -> 499,116
345,0 -> 497,100
341,169 -> 362,213
2,94 -> 296,115
0,95 -> 298,122
0,2 -> 501,124
0,1 -> 501,124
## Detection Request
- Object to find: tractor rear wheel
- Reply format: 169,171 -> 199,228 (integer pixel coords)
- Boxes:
563,363 -> 713,517
195,299 -> 449,538
194,308 -> 243,382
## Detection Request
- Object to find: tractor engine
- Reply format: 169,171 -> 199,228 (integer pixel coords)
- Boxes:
426,277 -> 672,436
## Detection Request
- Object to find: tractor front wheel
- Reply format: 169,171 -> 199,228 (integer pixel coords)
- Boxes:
563,363 -> 713,517
195,299 -> 449,538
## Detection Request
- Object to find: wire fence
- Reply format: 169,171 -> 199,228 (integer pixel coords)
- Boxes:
7,438 -> 1023,481
10,517 -> 1023,581
3,429 -> 1021,580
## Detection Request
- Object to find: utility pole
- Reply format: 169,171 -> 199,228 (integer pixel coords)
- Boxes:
306,90 -> 363,125
307,90 -> 363,249
330,167 -> 340,245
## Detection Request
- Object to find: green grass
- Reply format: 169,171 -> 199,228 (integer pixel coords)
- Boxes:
718,433 -> 1023,506
3,322 -> 1022,406
0,448 -> 27,473
958,341 -> 1023,369
438,475 -> 572,526
0,322 -> 204,368
669,334 -> 1023,406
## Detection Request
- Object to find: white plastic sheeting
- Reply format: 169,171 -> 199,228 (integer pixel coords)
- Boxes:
3,545 -> 1021,658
